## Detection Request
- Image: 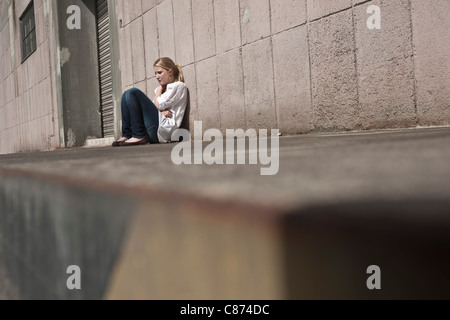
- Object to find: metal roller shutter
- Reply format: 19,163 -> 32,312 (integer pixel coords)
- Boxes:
96,0 -> 114,138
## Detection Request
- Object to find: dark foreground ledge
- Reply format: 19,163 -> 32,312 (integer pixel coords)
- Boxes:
1,127 -> 450,299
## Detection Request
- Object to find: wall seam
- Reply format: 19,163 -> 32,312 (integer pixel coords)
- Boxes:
141,0 -> 156,15
309,5 -> 354,23
155,3 -> 160,59
170,0 -> 176,63
354,0 -> 373,8
351,0 -> 362,128
211,0 -> 222,130
3,112 -> 51,130
8,1 -> 17,103
305,0 -> 314,132
139,7 -> 147,86
407,0 -> 419,125
129,17 -> 135,87
271,21 -> 307,37
44,2 -> 56,141
190,0 -> 199,125
268,0 -> 278,129
237,0 -> 248,129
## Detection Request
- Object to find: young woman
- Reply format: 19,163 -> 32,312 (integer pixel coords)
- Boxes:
113,57 -> 188,147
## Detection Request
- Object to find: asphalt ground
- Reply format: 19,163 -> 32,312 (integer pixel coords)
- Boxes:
1,126 -> 449,213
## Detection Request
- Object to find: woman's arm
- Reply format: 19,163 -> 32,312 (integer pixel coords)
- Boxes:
156,82 -> 187,111
153,85 -> 165,109
154,85 -> 173,118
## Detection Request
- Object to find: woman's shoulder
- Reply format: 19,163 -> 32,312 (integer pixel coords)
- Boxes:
167,81 -> 186,90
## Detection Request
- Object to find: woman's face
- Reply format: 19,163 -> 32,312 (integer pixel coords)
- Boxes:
154,66 -> 173,86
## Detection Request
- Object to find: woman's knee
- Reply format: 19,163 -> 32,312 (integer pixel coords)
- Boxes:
123,88 -> 143,100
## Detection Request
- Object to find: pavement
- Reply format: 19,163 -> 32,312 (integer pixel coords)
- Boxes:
1,126 -> 450,213
1,126 -> 450,299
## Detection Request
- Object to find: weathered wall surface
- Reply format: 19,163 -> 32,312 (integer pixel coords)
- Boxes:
0,0 -> 449,155
0,0 -> 61,155
116,0 -> 450,135
411,0 -> 450,126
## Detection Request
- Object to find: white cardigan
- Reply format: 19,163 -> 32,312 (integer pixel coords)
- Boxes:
155,82 -> 188,143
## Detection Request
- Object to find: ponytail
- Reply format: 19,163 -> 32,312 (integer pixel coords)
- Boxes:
175,64 -> 185,83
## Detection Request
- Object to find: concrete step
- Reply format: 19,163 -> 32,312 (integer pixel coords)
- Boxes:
1,127 -> 450,299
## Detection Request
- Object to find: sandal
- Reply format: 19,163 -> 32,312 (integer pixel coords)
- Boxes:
112,138 -> 129,147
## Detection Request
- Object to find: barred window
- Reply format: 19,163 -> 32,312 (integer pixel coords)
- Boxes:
20,1 -> 36,62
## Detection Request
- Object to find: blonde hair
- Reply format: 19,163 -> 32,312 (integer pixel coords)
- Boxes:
153,57 -> 185,83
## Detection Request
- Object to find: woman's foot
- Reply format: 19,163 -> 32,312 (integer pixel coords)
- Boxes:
123,138 -> 144,144
112,137 -> 129,147
120,137 -> 148,146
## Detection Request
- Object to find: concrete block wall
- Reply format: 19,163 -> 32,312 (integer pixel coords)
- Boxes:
0,0 -> 60,155
1,0 -> 448,154
116,0 -> 450,135
411,0 -> 450,126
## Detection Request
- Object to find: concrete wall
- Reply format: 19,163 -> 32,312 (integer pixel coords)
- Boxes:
116,0 -> 450,135
0,0 -> 61,155
57,0 -> 103,148
1,0 -> 448,155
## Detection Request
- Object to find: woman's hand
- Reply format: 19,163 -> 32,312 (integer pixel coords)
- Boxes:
156,85 -> 164,96
162,110 -> 173,119
156,85 -> 167,96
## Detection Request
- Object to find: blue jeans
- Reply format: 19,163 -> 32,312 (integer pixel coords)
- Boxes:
121,88 -> 159,144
